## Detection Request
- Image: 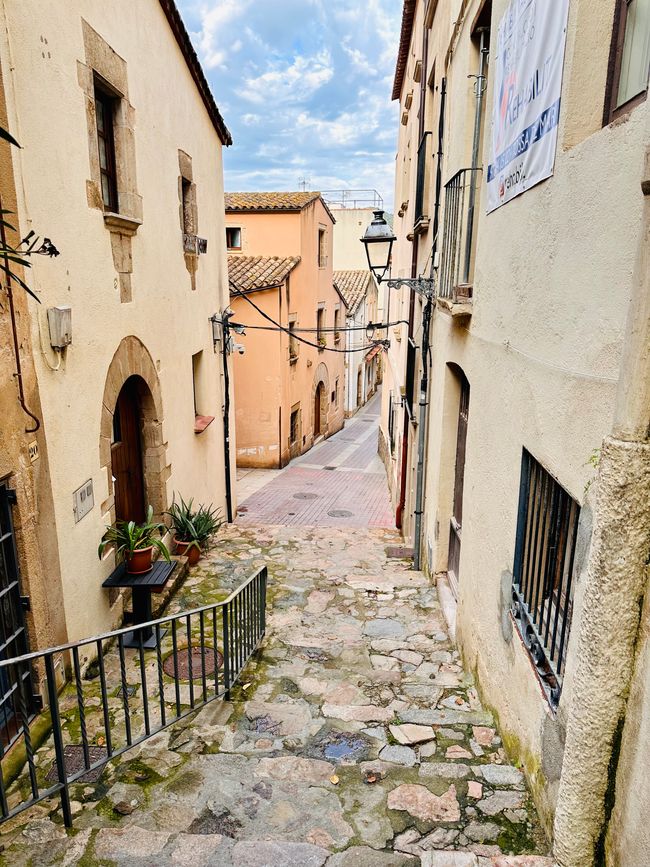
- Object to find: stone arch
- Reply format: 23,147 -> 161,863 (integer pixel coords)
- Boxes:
99,336 -> 170,524
311,361 -> 331,438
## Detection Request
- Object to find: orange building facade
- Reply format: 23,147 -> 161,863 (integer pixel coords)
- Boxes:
226,193 -> 346,469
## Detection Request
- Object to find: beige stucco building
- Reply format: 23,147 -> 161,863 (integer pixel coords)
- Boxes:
0,0 -> 234,669
388,0 -> 650,862
227,192 -> 346,469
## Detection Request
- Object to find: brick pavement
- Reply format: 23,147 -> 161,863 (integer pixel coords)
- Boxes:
237,391 -> 394,528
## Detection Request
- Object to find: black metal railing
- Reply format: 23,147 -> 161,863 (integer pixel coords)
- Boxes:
0,565 -> 267,828
439,167 -> 482,299
511,450 -> 579,709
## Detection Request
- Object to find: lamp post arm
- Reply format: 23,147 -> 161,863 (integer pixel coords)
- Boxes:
385,277 -> 435,300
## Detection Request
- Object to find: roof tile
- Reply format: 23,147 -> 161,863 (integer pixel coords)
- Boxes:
228,255 -> 300,294
225,191 -> 321,212
333,270 -> 373,316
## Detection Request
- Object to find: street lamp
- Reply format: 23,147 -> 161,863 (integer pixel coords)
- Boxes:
360,210 -> 396,284
360,210 -> 434,299
360,211 -> 435,573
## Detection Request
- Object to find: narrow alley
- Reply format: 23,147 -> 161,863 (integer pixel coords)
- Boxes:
2,403 -> 553,867
236,391 -> 393,529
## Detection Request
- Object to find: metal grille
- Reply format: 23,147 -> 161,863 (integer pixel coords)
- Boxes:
439,167 -> 482,299
0,485 -> 32,751
511,450 -> 580,708
0,565 -> 267,829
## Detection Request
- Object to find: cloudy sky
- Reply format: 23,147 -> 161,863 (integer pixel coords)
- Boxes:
176,0 -> 401,209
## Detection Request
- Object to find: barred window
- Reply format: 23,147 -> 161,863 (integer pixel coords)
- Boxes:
511,449 -> 580,708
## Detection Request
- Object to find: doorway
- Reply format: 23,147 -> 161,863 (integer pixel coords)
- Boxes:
314,382 -> 324,438
357,368 -> 363,407
447,369 -> 470,597
0,483 -> 32,749
111,376 -> 146,523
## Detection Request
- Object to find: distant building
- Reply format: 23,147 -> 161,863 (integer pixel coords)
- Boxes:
334,270 -> 380,417
226,192 -> 346,468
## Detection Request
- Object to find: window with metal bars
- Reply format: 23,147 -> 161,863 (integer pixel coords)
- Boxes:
404,337 -> 417,419
511,449 -> 580,709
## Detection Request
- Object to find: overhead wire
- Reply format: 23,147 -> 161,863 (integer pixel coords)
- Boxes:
227,288 -> 393,354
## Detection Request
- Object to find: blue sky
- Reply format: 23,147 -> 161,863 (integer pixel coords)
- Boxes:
176,0 -> 401,208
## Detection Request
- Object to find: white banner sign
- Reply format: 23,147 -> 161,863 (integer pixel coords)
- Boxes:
486,0 -> 570,213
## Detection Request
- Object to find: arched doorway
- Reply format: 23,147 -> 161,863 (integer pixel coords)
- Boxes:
111,376 -> 146,523
314,382 -> 324,437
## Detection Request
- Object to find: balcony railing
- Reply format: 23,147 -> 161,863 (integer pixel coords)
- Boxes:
0,565 -> 267,829
439,168 -> 482,300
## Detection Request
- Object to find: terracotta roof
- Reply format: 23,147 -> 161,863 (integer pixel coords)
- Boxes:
158,0 -> 232,146
392,0 -> 416,102
225,191 -> 324,212
333,270 -> 373,316
228,255 -> 300,294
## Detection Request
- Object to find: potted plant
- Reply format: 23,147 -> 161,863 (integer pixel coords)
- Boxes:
166,495 -> 222,565
98,506 -> 170,574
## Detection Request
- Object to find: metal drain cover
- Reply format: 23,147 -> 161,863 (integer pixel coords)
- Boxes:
324,466 -> 337,471
163,646 -> 222,680
293,492 -> 318,500
327,509 -> 353,518
46,744 -> 107,783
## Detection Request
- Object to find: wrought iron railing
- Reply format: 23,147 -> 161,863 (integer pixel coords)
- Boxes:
439,167 -> 482,299
511,450 -> 579,709
0,565 -> 267,828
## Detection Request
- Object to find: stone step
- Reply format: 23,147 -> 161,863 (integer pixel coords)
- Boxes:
419,853 -> 557,867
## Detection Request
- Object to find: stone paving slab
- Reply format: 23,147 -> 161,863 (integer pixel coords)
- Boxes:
0,525 -> 551,865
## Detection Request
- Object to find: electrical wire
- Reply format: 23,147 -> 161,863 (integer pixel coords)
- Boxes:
229,289 -> 391,354
229,320 -> 409,334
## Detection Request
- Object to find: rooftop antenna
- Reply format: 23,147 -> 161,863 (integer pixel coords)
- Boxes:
298,176 -> 311,191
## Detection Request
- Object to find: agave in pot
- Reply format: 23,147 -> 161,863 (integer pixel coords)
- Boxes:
98,505 -> 170,574
166,495 -> 223,565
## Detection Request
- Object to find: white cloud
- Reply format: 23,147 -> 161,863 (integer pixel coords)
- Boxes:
341,40 -> 377,76
194,0 -> 249,69
238,50 -> 334,105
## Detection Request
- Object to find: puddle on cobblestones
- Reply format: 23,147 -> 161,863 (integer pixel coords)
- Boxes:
312,730 -> 371,763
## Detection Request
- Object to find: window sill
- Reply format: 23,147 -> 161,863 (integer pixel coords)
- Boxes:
194,415 -> 215,434
414,215 -> 430,235
437,292 -> 473,319
104,212 -> 142,236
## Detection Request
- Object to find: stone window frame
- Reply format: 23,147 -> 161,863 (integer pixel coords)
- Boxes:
318,226 -> 327,268
226,226 -> 242,251
178,150 -> 200,290
79,20 -> 142,302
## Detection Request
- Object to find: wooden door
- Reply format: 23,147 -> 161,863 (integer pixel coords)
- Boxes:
448,373 -> 470,596
314,384 -> 322,437
111,377 -> 146,524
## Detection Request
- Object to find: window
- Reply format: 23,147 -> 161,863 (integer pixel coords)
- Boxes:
95,85 -> 118,212
290,406 -> 300,444
334,377 -> 339,407
511,449 -> 581,709
317,308 -> 326,347
388,392 -> 396,455
182,178 -> 195,235
404,337 -> 418,418
226,227 -> 242,251
289,318 -> 298,361
192,351 -> 203,415
318,229 -> 327,267
334,308 -> 341,343
606,0 -> 650,121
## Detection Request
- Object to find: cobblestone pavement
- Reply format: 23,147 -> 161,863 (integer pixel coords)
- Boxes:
1,525 -> 553,866
236,391 -> 394,528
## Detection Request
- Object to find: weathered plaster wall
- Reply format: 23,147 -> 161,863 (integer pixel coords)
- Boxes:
2,0 -> 232,642
0,52 -> 68,662
418,0 -> 648,834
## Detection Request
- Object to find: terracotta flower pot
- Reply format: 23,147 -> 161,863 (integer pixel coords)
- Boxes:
175,537 -> 201,566
126,545 -> 154,574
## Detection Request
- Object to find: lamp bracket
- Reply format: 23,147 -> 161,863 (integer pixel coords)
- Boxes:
385,277 -> 435,299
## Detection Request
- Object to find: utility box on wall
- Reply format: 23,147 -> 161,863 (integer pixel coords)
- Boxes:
47,306 -> 72,350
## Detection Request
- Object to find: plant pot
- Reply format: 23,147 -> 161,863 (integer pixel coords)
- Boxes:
175,538 -> 201,566
126,546 -> 154,574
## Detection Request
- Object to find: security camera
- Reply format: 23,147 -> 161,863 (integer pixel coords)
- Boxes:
233,343 -> 246,355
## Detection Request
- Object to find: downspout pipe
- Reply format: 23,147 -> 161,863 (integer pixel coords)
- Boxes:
413,78 -> 446,572
220,312 -> 234,523
553,147 -> 650,866
463,27 -> 488,285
